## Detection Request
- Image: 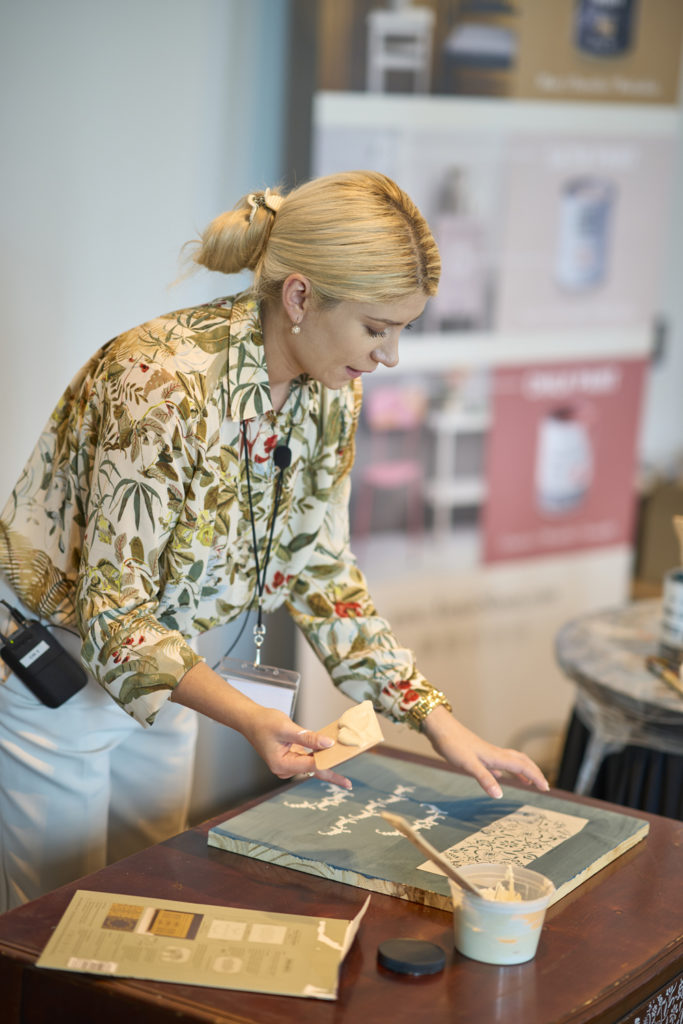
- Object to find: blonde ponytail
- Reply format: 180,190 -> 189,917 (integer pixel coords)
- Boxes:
188,171 -> 440,306
192,188 -> 285,275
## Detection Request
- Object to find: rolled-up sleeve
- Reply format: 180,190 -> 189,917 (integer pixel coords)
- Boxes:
285,387 -> 436,728
76,359 -> 204,726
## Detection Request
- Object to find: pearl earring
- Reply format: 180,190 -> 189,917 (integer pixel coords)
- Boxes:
290,322 -> 301,335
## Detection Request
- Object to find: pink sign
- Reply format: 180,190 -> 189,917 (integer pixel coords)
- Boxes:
482,358 -> 647,562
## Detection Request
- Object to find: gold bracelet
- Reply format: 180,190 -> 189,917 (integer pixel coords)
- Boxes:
405,689 -> 452,731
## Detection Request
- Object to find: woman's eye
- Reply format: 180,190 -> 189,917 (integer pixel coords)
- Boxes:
367,327 -> 387,339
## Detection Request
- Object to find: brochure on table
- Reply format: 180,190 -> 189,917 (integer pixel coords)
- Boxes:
36,889 -> 370,1001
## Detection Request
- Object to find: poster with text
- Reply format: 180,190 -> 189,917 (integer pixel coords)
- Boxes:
495,132 -> 676,332
515,0 -> 683,105
313,94 -> 678,337
482,358 -> 647,563
314,0 -> 683,105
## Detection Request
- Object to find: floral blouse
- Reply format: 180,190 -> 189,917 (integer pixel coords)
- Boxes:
0,293 -> 435,727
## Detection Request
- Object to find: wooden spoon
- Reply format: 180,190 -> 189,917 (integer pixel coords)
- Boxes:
380,810 -> 484,897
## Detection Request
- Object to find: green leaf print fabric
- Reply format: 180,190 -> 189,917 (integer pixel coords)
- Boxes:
0,294 -> 435,727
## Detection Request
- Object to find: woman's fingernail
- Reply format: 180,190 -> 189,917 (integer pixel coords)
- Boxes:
320,737 -> 335,748
490,785 -> 503,799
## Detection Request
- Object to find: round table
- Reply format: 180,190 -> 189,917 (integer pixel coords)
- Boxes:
555,599 -> 683,814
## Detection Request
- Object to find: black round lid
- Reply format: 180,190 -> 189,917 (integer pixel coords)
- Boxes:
377,938 -> 446,977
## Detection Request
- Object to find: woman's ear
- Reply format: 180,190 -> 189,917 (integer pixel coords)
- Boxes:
281,273 -> 312,323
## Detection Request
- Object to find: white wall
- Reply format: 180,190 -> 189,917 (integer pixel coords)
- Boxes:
0,0 -> 289,496
0,0 -> 291,823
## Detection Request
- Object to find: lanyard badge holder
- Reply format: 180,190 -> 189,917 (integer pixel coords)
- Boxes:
215,656 -> 300,718
215,408 -> 302,717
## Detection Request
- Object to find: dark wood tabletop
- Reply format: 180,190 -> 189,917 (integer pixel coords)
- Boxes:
1,747 -> 682,1024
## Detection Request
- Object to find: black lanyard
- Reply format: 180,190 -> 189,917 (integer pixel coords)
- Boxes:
241,389 -> 302,664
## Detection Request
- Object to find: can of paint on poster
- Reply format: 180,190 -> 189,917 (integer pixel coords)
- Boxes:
575,0 -> 638,57
535,407 -> 593,516
555,177 -> 615,292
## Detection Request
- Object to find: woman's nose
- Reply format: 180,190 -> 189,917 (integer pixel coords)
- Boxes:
371,336 -> 399,368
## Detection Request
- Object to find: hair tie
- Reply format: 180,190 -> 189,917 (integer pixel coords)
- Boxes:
247,187 -> 283,224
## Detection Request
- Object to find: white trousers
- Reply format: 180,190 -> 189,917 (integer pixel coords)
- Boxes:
0,579 -> 198,913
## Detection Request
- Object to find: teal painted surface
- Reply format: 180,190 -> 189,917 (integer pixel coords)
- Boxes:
208,754 -> 649,907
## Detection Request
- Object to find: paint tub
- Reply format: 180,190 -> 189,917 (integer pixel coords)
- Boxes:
449,863 -> 555,965
660,568 -> 683,662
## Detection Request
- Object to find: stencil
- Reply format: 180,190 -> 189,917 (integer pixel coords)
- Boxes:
417,805 -> 588,875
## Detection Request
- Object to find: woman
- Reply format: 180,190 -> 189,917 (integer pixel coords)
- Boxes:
0,171 -> 548,911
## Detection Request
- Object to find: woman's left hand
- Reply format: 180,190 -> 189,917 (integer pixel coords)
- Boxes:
421,705 -> 550,799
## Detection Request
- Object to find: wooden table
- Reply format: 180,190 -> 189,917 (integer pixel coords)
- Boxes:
1,748 -> 683,1024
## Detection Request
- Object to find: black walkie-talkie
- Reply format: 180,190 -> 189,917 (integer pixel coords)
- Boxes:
0,599 -> 88,707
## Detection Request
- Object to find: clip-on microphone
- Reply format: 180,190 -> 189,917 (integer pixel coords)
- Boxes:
273,445 -> 292,469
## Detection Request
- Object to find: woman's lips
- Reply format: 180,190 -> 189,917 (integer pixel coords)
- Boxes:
345,366 -> 363,379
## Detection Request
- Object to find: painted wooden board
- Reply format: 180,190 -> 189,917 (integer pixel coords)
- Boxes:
208,754 -> 649,910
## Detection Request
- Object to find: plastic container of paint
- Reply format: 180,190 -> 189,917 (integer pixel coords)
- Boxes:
449,863 -> 555,965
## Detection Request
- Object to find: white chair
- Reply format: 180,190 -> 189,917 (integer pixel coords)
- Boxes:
366,5 -> 436,93
423,404 -> 490,533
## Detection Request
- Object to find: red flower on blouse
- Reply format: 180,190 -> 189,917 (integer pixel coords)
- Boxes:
265,571 -> 294,594
392,680 -> 420,704
334,600 -> 362,618
254,434 -> 279,464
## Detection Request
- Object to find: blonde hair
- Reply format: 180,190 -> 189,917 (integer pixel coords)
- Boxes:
190,171 -> 440,306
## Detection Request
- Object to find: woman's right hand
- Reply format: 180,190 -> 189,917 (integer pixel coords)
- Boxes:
171,661 -> 352,788
240,706 -> 353,789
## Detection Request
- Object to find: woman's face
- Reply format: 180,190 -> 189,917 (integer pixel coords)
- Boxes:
289,290 -> 428,390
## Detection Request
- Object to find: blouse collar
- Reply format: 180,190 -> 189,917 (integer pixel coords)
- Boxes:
225,292 -> 316,425
226,292 -> 273,422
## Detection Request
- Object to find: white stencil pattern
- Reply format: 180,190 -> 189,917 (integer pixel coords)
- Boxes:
283,786 -> 353,813
284,784 -> 446,837
418,805 -> 588,874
